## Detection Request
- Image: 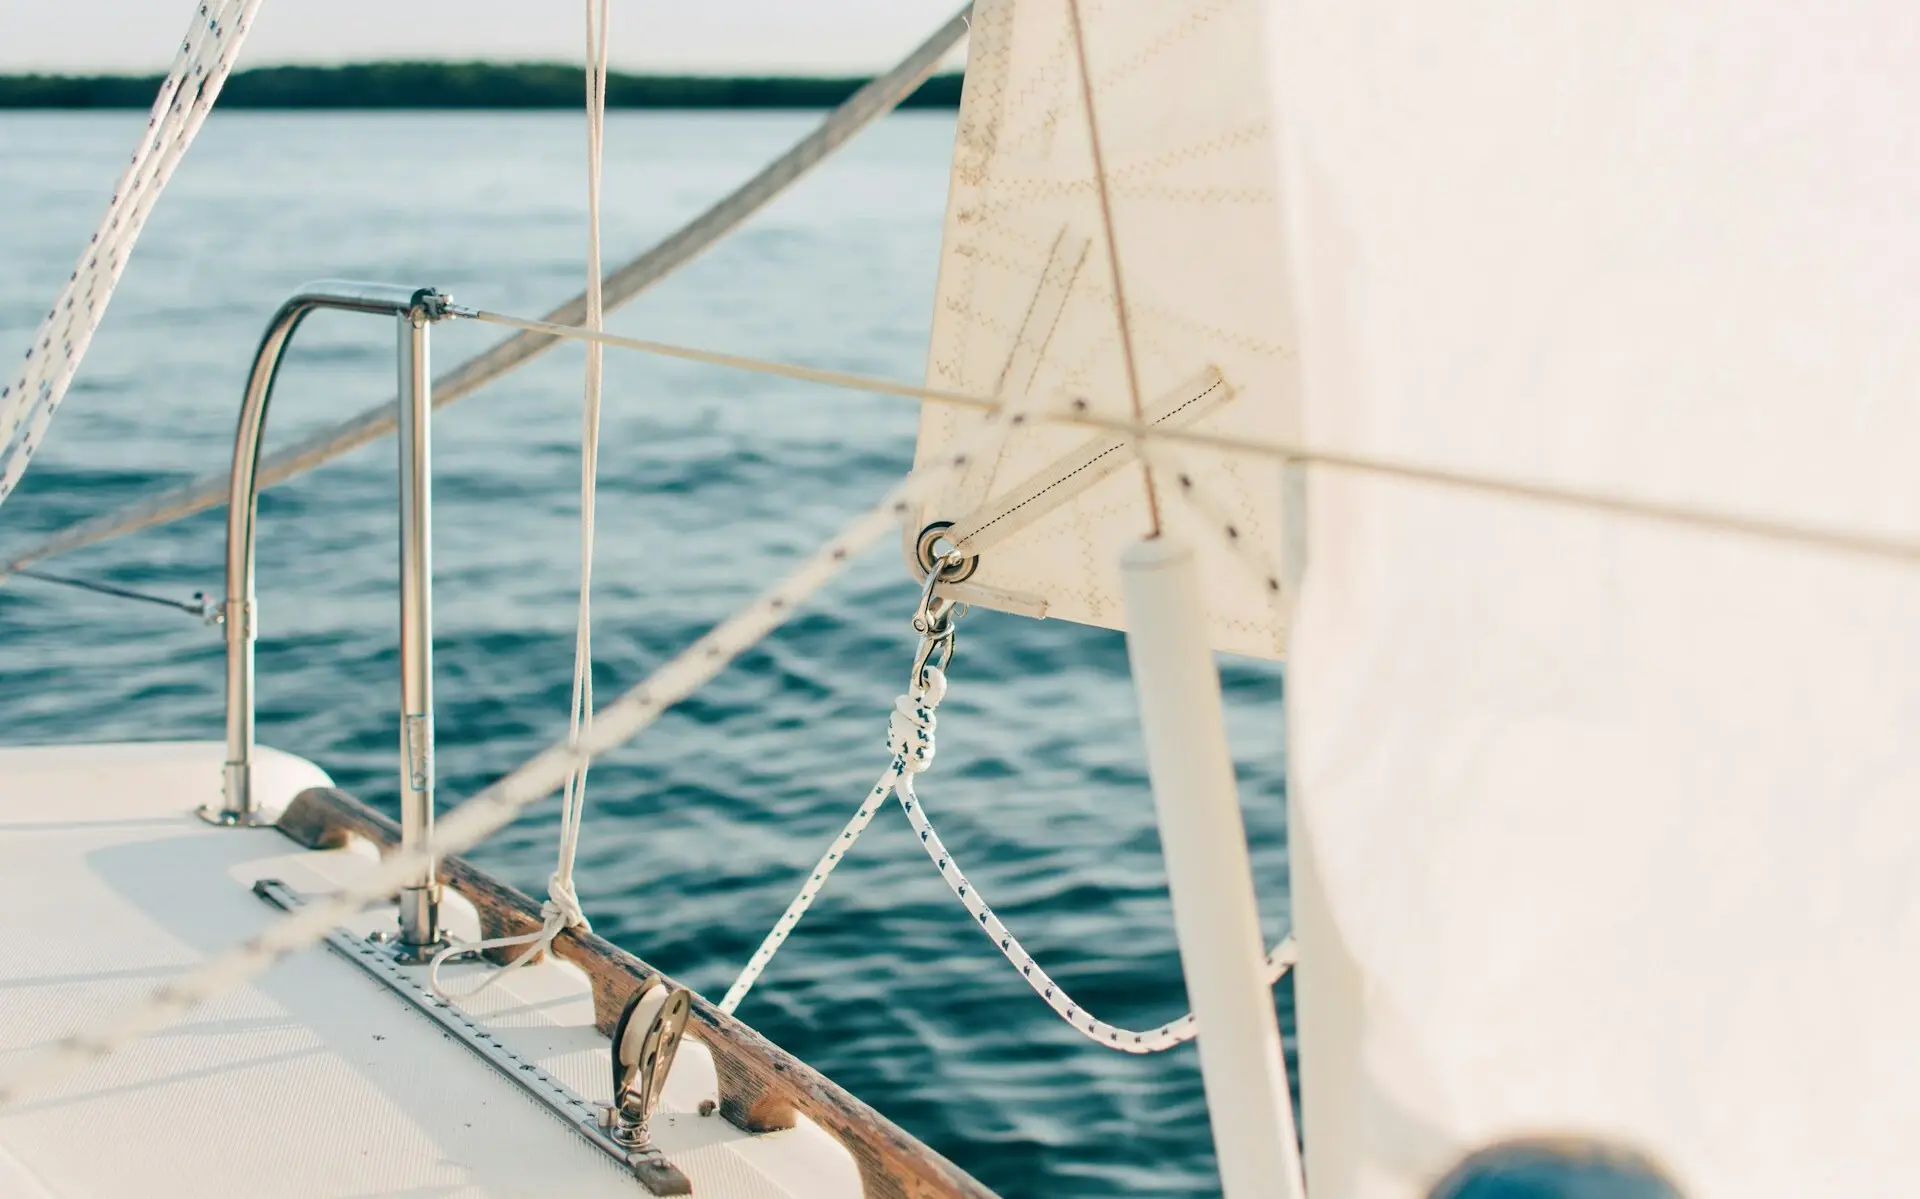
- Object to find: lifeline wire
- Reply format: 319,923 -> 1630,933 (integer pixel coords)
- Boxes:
459,309 -> 1920,570
9,566 -> 213,621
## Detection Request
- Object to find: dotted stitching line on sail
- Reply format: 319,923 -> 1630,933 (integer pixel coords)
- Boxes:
955,377 -> 1224,551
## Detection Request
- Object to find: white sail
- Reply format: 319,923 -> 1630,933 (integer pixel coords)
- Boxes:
1268,3 -> 1920,1196
909,0 -> 1295,659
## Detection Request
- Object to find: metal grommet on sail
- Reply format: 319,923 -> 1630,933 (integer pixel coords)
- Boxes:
914,520 -> 979,584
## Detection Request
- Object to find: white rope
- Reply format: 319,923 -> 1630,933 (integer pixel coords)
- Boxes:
722,665 -> 1297,1053
428,0 -> 611,1000
717,682 -> 943,1015
0,0 -> 263,511
718,428 -> 1297,1022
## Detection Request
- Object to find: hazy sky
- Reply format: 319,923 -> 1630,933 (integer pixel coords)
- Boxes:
0,0 -> 971,73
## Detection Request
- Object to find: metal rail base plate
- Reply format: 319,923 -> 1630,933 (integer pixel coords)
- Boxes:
253,878 -> 693,1195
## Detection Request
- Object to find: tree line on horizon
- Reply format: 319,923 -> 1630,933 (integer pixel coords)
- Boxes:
0,62 -> 966,109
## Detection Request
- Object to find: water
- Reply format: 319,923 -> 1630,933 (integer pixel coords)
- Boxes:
0,111 -> 1291,1197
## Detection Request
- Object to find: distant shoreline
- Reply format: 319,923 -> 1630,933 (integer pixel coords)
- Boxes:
0,63 -> 964,110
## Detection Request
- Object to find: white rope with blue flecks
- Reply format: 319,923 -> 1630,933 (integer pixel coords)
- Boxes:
721,665 -> 1297,1052
0,0 -> 263,510
717,680 -> 949,1014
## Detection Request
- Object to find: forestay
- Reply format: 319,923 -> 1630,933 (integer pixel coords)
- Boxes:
908,0 -> 1296,658
1269,3 -> 1920,1197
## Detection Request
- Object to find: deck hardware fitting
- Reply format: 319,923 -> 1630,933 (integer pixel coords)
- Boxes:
253,878 -> 694,1194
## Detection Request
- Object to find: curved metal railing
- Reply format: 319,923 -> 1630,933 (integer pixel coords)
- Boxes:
207,280 -> 455,956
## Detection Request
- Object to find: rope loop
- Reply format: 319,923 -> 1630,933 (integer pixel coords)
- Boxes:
721,655 -> 1296,1052
426,875 -> 586,1002
889,666 -> 946,773
427,912 -> 563,1001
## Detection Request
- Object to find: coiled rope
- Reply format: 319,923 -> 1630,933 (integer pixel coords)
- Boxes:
720,664 -> 1296,1053
430,0 -> 611,997
0,0 -> 262,511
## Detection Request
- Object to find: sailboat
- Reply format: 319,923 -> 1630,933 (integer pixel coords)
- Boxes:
5,0 -> 1918,1195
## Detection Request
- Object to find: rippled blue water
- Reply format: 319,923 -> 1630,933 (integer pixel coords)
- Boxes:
0,111 -> 1291,1197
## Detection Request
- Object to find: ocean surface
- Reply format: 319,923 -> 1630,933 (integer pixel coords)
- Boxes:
0,111 -> 1291,1197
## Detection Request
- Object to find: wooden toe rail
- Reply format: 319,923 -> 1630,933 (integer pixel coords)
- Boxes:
277,786 -> 994,1199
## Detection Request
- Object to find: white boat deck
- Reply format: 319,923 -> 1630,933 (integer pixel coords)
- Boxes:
0,742 -> 862,1198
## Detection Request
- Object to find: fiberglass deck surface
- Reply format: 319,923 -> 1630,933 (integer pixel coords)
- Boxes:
0,742 -> 861,1199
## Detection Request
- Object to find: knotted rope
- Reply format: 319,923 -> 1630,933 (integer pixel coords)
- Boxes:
0,0 -> 264,511
721,664 -> 1298,1053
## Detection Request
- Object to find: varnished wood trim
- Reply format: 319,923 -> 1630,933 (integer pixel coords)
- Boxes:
277,786 -> 994,1199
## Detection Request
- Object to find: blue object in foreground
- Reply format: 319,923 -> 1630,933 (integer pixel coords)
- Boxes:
1429,1137 -> 1685,1199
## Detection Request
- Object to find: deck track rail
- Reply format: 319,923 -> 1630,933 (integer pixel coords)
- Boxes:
276,786 -> 995,1199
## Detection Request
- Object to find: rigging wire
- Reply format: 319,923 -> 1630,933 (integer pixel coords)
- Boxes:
0,0 -> 264,511
8,566 -> 214,621
463,308 -> 997,407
